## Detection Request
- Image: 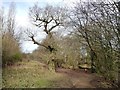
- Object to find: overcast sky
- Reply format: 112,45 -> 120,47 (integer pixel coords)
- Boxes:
1,0 -> 118,53
1,0 -> 79,53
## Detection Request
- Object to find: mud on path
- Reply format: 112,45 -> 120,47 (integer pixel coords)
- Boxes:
56,68 -> 96,88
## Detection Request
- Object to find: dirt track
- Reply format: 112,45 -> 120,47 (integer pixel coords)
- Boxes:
56,68 -> 96,88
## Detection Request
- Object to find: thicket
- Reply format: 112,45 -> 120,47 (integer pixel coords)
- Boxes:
0,3 -> 22,67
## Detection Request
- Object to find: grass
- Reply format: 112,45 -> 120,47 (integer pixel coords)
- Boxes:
2,60 -> 72,88
3,60 -> 114,88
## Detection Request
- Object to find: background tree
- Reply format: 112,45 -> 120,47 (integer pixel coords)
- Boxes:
68,1 -> 97,72
1,2 -> 22,67
7,2 -> 16,36
68,0 -> 119,85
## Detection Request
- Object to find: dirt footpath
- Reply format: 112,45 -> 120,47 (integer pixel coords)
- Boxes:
56,68 -> 96,88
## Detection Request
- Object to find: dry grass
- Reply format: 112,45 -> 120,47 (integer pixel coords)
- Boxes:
2,60 -> 73,88
2,60 -> 114,88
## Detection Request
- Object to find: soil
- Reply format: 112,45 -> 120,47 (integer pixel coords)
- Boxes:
56,68 -> 96,88
56,68 -> 115,88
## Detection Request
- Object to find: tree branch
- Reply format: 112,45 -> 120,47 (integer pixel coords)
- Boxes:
30,35 -> 57,52
30,35 -> 48,49
48,23 -> 60,32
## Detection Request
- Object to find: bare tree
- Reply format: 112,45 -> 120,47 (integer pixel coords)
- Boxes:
68,0 -> 119,85
28,4 -> 67,52
7,2 -> 16,36
0,7 -> 6,39
2,2 -> 22,66
2,2 -> 22,43
68,1 -> 97,73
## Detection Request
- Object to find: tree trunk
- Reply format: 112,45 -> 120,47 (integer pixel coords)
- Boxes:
90,49 -> 96,73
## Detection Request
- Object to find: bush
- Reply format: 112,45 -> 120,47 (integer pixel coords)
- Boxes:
12,53 -> 22,61
2,33 -> 22,67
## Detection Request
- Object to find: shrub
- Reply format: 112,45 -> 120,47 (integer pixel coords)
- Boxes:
12,53 -> 22,61
2,33 -> 22,67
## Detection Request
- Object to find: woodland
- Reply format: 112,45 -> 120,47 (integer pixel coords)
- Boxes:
1,0 -> 120,88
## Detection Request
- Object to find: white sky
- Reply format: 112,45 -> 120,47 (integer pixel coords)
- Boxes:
1,0 -> 79,53
1,0 -> 119,53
